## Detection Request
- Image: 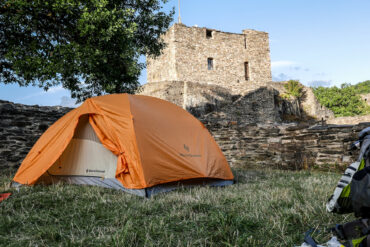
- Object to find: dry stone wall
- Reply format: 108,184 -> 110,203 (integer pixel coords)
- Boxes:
201,120 -> 369,171
0,99 -> 368,172
0,100 -> 71,170
328,115 -> 370,125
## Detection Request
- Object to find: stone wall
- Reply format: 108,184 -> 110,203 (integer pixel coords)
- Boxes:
140,80 -> 335,124
202,87 -> 282,124
1,99 -> 366,172
139,81 -> 234,116
140,80 -> 335,125
243,29 -> 272,83
328,115 -> 370,125
140,81 -> 299,121
264,82 -> 335,121
201,120 -> 369,171
299,87 -> 335,121
147,27 -> 177,83
139,81 -> 187,107
360,93 -> 370,105
147,24 -> 271,87
0,100 -> 71,169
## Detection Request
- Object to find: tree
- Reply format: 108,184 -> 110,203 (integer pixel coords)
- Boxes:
0,0 -> 173,101
312,83 -> 369,117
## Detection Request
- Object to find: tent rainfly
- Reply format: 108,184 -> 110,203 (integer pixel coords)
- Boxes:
12,94 -> 234,197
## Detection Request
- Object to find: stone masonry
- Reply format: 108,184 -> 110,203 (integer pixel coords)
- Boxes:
0,100 -> 71,169
0,100 -> 367,172
142,23 -> 333,123
202,120 -> 368,171
139,80 -> 334,123
147,23 -> 272,87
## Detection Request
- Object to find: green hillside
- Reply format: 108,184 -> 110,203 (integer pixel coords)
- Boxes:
312,80 -> 370,117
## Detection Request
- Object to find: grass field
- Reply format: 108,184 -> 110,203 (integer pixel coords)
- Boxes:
0,168 -> 355,246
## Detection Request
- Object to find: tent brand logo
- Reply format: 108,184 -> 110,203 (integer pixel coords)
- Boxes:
86,169 -> 105,174
180,144 -> 201,158
180,153 -> 201,158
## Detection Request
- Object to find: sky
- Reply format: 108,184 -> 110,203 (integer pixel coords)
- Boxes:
1,0 -> 369,106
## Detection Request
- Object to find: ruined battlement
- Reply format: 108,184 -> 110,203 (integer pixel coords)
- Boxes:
147,24 -> 272,87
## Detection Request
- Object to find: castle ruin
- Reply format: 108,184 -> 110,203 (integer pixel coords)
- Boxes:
141,23 -> 333,123
147,23 -> 272,87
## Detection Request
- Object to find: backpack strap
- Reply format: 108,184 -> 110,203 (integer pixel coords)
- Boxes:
304,229 -> 318,247
327,161 -> 361,212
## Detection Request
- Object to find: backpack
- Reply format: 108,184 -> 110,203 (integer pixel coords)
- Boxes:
327,127 -> 370,217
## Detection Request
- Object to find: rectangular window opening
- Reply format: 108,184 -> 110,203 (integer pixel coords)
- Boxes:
206,29 -> 212,38
208,58 -> 214,70
244,62 -> 249,80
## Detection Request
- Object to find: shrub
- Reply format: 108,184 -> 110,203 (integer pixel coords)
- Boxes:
284,80 -> 304,98
352,80 -> 370,94
313,82 -> 370,117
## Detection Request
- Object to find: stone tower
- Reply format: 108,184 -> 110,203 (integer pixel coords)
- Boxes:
146,23 -> 272,87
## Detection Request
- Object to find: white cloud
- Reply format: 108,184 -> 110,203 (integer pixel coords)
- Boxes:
271,60 -> 296,68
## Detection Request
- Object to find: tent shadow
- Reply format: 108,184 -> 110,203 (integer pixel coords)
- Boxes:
232,168 -> 269,185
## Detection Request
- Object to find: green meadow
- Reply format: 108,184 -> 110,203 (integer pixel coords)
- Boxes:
0,168 -> 354,246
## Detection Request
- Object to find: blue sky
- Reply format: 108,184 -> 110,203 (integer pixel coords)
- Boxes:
1,0 -> 369,106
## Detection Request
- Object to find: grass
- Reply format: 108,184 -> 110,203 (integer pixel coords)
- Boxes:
0,168 -> 355,247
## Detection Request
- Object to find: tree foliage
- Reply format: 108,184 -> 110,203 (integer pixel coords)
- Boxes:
352,80 -> 370,94
313,82 -> 370,117
0,0 -> 173,101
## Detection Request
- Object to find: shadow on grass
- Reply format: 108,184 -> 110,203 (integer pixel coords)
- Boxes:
232,167 -> 269,184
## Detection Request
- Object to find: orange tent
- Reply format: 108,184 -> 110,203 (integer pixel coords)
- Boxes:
13,94 -> 233,196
